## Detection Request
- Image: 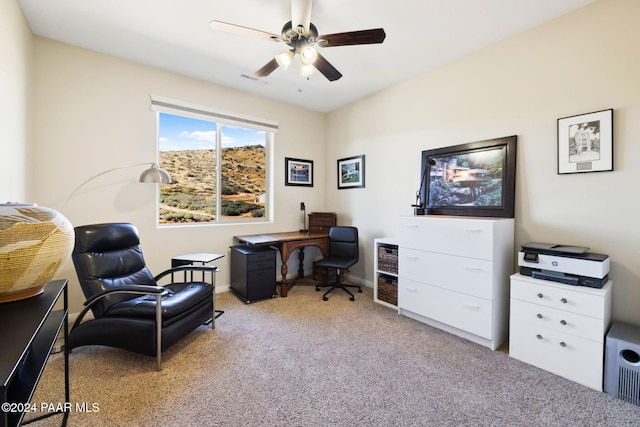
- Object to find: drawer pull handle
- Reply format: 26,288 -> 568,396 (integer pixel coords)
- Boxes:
464,266 -> 483,272
536,313 -> 543,319
537,293 -> 544,299
406,288 -> 418,293
463,302 -> 480,310
536,334 -> 543,340
407,256 -> 420,261
406,225 -> 419,229
560,341 -> 567,348
560,320 -> 567,326
560,298 -> 568,304
464,228 -> 483,233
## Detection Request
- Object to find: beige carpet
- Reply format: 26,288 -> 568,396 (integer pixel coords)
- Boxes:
28,285 -> 639,426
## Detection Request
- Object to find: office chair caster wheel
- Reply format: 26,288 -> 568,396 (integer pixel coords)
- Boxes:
323,296 -> 328,301
357,288 -> 363,293
316,287 -> 320,291
350,296 -> 355,301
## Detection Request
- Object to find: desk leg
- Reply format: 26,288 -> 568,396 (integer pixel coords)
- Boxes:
279,260 -> 290,297
297,248 -> 305,278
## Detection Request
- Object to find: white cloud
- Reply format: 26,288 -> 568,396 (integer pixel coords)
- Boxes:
180,130 -> 216,143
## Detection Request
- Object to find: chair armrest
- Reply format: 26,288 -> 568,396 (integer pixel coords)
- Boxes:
71,285 -> 165,333
153,265 -> 220,282
82,284 -> 164,307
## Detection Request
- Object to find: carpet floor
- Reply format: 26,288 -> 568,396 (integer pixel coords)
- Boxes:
27,285 -> 640,426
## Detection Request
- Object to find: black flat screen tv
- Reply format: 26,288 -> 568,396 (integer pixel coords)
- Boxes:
418,135 -> 517,218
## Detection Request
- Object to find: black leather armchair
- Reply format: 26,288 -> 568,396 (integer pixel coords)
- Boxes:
314,226 -> 362,301
68,223 -> 218,370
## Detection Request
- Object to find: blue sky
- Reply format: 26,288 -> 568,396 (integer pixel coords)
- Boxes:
158,112 -> 266,151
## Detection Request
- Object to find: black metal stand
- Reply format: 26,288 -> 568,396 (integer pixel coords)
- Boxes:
1,280 -> 69,427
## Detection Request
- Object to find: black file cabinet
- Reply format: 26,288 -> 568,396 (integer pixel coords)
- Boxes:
230,245 -> 277,303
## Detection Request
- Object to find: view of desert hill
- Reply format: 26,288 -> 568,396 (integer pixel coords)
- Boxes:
159,145 -> 266,223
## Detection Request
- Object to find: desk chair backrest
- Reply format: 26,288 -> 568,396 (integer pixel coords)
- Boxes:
72,222 -> 157,317
328,226 -> 359,262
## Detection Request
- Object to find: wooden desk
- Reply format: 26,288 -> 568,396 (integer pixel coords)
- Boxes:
234,231 -> 329,297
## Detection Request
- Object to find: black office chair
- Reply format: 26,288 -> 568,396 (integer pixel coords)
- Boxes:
68,223 -> 218,370
314,226 -> 362,301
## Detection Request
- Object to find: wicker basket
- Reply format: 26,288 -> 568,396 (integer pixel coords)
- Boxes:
377,245 -> 398,274
377,275 -> 398,306
313,265 -> 343,283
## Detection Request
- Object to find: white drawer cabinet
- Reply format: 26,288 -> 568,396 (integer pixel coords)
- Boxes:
509,273 -> 612,391
398,215 -> 514,350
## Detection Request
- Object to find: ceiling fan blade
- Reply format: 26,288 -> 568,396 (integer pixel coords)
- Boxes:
313,52 -> 342,82
255,58 -> 280,77
209,20 -> 281,42
291,0 -> 313,36
318,28 -> 386,47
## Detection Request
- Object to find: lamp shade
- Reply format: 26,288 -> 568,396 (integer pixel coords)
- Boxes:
276,50 -> 294,70
300,46 -> 318,65
139,164 -> 172,184
300,62 -> 316,78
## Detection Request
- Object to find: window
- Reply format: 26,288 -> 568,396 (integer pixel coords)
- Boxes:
151,97 -> 277,225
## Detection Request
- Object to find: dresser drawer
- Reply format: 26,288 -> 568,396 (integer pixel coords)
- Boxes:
399,216 -> 494,260
510,299 -> 606,342
400,248 -> 493,299
399,279 -> 493,339
511,277 -> 607,318
509,319 -> 604,390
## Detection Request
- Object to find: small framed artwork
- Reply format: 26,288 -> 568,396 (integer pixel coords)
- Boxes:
337,155 -> 365,189
285,157 -> 313,186
558,109 -> 613,174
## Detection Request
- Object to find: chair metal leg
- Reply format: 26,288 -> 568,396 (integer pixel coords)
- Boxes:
156,293 -> 162,371
321,269 -> 362,301
211,268 -> 216,330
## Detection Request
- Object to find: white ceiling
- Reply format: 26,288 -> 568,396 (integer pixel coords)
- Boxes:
18,0 -> 596,113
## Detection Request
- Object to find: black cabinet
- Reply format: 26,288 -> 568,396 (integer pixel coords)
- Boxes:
1,280 -> 69,427
230,245 -> 277,303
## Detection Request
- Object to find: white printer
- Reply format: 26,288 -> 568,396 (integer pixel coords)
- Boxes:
518,242 -> 610,288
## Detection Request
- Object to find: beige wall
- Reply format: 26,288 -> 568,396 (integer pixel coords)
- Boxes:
0,0 -> 33,201
326,0 -> 640,324
30,38 -> 326,313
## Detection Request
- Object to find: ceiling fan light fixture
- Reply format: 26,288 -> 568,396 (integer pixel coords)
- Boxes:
300,46 -> 318,65
210,0 -> 385,82
276,50 -> 294,70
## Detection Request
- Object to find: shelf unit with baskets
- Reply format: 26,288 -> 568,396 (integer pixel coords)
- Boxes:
374,238 -> 399,309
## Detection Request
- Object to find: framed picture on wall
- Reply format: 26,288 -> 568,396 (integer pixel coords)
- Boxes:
558,109 -> 613,174
337,155 -> 365,189
285,157 -> 313,186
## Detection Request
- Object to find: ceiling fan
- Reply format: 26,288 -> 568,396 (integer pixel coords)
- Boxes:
209,0 -> 386,82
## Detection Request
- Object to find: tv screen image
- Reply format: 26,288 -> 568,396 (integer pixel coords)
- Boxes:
419,135 -> 517,218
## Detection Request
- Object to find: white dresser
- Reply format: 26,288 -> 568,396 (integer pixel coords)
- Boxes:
398,215 -> 514,350
509,273 -> 612,391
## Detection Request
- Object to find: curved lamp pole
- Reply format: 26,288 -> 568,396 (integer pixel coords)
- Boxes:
60,162 -> 171,212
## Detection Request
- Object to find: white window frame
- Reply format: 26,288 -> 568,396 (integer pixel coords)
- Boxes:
151,96 -> 277,226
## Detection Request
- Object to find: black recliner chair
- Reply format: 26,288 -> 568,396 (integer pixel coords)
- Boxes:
68,223 -> 218,370
314,226 -> 362,301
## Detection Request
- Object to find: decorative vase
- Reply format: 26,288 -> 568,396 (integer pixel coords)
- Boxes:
0,203 -> 74,303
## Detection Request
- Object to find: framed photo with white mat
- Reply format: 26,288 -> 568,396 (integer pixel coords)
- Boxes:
558,109 -> 613,174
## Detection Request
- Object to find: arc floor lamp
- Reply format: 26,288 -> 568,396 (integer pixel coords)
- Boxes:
60,162 -> 172,212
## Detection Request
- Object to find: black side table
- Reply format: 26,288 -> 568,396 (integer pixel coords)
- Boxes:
171,253 -> 225,319
0,280 -> 69,427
